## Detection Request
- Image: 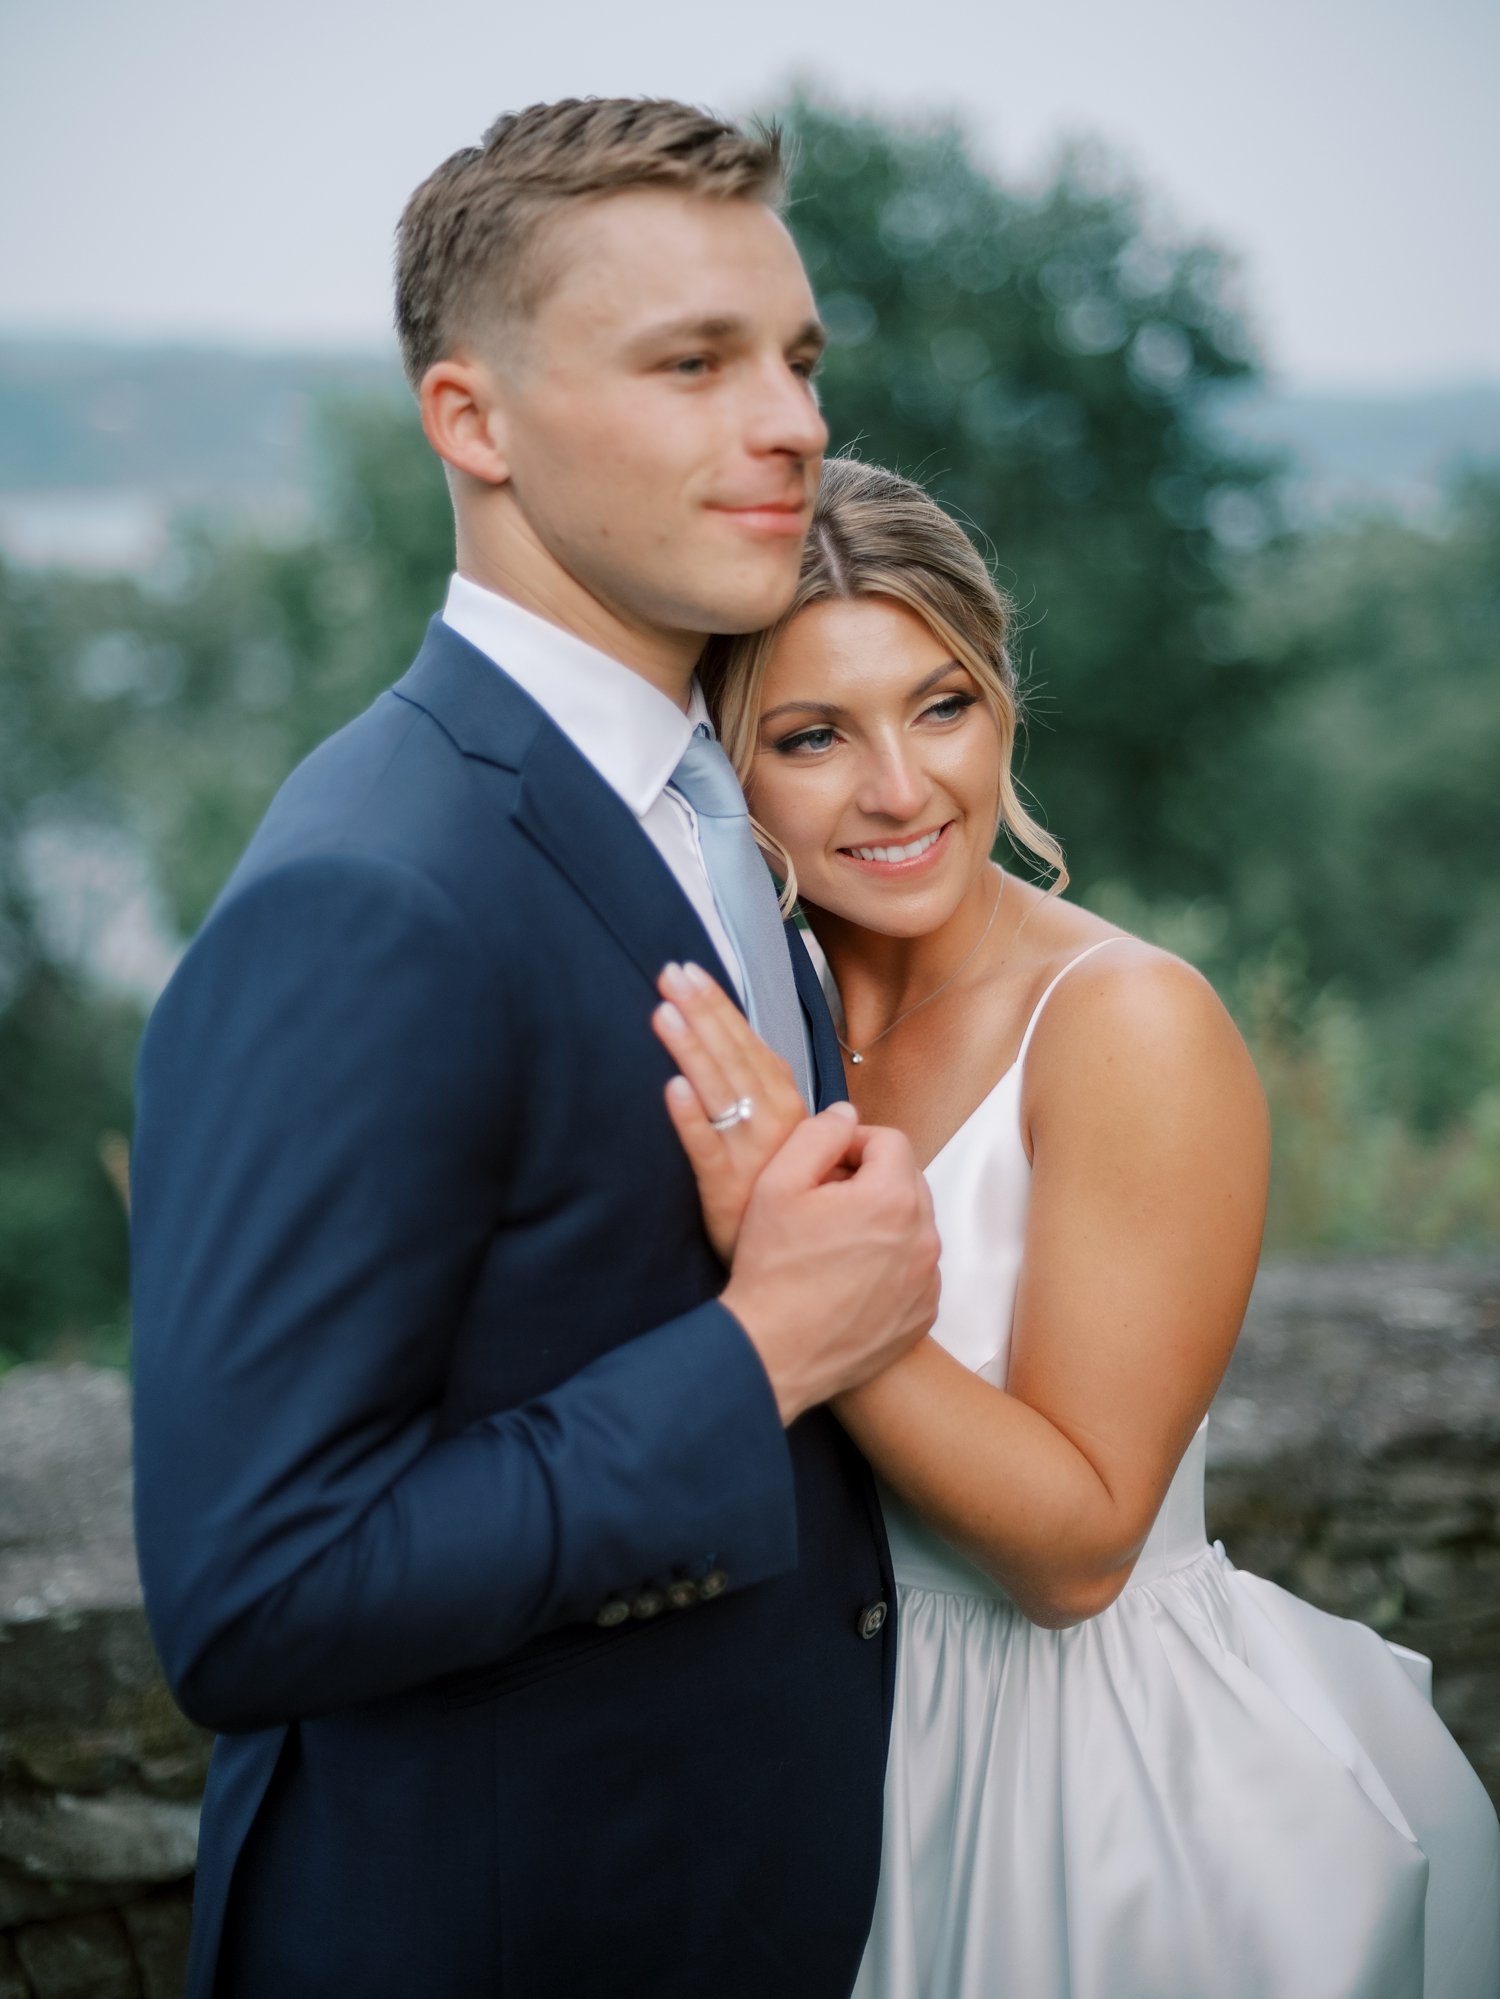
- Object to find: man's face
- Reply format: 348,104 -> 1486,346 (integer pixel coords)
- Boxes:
484,188 -> 828,647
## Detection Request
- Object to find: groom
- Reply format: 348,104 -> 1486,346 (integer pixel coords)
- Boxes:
130,99 -> 939,1998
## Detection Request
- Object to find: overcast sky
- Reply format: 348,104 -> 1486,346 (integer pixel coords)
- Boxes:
3,0 -> 1495,390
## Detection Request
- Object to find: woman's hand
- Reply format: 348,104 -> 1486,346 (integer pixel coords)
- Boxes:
653,960 -> 811,1263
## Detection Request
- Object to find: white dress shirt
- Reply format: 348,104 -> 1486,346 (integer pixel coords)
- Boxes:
442,572 -> 746,999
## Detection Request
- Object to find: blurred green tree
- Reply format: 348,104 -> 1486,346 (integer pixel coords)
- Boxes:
87,399 -> 447,936
0,393 -> 448,1359
0,558 -> 145,1361
781,97 -> 1281,894
1218,468 -> 1500,1128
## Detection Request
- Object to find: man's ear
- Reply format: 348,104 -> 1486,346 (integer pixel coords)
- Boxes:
419,355 -> 512,486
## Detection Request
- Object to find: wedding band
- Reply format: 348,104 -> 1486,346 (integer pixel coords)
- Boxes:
709,1096 -> 755,1133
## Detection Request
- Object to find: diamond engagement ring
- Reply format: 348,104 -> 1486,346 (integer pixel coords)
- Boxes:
709,1096 -> 755,1133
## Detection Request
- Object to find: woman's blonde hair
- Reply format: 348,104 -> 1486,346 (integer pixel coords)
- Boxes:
699,457 -> 1067,912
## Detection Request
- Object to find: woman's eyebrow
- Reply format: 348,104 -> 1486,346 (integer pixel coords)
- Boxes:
909,661 -> 965,697
760,698 -> 840,724
758,660 -> 965,726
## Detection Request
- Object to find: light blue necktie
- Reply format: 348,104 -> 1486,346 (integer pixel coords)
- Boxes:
670,726 -> 813,1107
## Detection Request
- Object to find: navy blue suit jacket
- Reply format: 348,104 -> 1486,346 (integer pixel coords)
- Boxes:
130,619 -> 896,1998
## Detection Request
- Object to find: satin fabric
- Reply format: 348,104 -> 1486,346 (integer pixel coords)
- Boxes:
854,943 -> 1500,1999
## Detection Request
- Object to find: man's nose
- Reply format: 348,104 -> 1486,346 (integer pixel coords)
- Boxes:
745,357 -> 829,461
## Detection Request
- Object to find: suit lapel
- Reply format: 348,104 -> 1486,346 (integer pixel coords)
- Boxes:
786,924 -> 847,1112
514,724 -> 736,999
394,618 -> 737,1002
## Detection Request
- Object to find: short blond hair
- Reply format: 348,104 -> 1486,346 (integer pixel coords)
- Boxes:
700,458 -> 1068,912
394,98 -> 785,387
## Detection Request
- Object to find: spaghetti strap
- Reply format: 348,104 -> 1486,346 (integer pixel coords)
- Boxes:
1014,936 -> 1129,1071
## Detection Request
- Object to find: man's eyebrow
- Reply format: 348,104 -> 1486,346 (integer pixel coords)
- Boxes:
632,313 -> 827,351
759,661 -> 966,727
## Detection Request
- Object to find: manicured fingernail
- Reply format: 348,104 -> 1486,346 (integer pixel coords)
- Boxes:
661,962 -> 690,999
683,962 -> 713,991
666,1076 -> 694,1105
827,1100 -> 858,1121
656,1001 -> 686,1035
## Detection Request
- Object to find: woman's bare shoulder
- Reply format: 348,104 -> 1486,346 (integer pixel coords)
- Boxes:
1018,915 -> 1264,1138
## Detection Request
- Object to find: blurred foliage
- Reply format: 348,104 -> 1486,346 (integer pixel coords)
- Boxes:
82,402 -> 449,938
1248,962 -> 1500,1252
0,97 -> 1496,1362
1212,470 -> 1500,1128
0,410 -> 450,1362
0,562 -> 148,1361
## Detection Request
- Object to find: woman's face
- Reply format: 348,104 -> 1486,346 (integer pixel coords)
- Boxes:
747,594 -> 1004,939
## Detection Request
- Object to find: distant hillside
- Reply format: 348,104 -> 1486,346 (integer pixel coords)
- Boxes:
1,337 -> 1498,571
1216,382 -> 1500,519
0,339 -> 402,568
0,338 -> 402,494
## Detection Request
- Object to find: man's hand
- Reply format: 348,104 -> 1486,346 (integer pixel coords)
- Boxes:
720,1113 -> 940,1426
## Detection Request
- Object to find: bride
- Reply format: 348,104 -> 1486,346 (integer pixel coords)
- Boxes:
650,457 -> 1500,1998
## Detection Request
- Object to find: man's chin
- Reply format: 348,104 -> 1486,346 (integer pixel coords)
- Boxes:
689,568 -> 805,640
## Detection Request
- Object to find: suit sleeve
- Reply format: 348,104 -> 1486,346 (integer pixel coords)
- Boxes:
129,852 -> 797,1733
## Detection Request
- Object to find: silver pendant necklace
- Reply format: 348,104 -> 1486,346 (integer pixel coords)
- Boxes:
836,869 -> 1006,1066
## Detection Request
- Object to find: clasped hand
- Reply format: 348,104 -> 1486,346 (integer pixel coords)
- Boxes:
652,960 -> 940,1425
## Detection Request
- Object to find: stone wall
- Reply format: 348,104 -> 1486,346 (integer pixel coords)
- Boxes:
1204,1257 -> 1500,1807
1,1256 -> 1497,1995
0,1369 -> 206,1998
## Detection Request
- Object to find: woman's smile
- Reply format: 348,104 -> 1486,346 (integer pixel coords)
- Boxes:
837,822 -> 955,876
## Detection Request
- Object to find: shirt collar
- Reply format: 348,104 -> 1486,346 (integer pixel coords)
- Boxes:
442,572 -> 707,819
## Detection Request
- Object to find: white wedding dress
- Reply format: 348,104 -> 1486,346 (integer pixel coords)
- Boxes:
850,939 -> 1500,1999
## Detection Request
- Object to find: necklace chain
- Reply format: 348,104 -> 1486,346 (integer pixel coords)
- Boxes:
836,870 -> 1006,1066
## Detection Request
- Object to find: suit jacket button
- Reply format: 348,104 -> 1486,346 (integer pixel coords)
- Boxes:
631,1589 -> 666,1619
857,1600 -> 888,1641
596,1598 -> 631,1628
666,1579 -> 699,1611
698,1568 -> 728,1601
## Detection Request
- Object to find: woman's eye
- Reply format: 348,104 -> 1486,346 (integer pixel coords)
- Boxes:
924,693 -> 976,723
774,725 -> 838,755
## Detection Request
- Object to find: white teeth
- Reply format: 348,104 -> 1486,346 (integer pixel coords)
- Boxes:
850,829 -> 942,864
